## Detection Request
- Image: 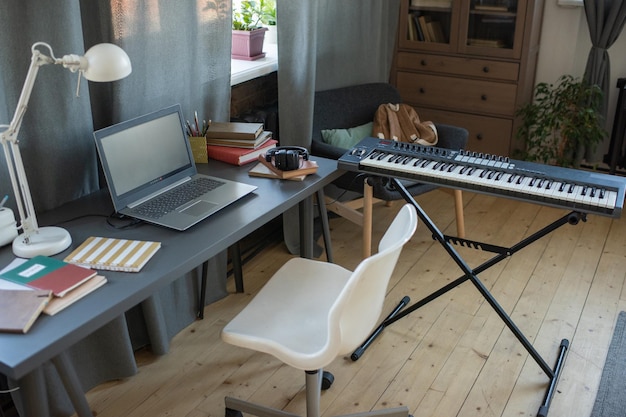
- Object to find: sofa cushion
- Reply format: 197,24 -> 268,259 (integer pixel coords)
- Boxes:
321,122 -> 373,149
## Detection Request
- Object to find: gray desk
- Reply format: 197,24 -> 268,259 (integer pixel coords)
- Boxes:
0,157 -> 341,417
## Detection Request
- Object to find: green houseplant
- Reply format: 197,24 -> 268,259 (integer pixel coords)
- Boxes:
515,75 -> 606,167
260,0 -> 276,43
232,1 -> 268,60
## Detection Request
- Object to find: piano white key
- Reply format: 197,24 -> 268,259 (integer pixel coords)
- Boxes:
358,150 -> 620,214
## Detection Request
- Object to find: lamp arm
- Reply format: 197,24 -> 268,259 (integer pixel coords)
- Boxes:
0,44 -> 55,237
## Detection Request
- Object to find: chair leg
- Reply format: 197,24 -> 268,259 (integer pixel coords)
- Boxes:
362,179 -> 374,259
225,368 -> 409,417
223,370 -> 324,417
453,189 -> 465,238
225,396 -> 299,417
305,370 -> 323,417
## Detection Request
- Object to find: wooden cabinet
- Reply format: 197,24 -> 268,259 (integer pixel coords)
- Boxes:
392,0 -> 545,156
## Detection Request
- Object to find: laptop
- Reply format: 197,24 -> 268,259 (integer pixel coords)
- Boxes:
94,104 -> 257,231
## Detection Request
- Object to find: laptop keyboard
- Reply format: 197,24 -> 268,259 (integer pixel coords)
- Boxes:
131,177 -> 225,219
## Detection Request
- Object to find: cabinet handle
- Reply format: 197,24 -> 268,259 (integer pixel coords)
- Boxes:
419,87 -> 425,94
421,59 -> 427,66
481,94 -> 487,101
483,66 -> 489,73
476,133 -> 484,140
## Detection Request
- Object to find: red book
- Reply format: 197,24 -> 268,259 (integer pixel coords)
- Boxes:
207,139 -> 278,166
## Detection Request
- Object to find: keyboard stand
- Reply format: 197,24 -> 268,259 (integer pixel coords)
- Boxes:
353,179 -> 576,417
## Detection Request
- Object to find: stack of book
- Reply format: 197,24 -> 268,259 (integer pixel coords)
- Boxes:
0,255 -> 107,322
205,122 -> 277,166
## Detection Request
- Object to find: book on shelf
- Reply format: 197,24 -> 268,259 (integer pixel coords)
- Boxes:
205,122 -> 264,140
64,237 -> 161,273
0,289 -> 51,333
407,14 -> 418,41
413,14 -> 426,41
251,155 -> 319,180
417,15 -> 432,42
427,20 -> 446,43
43,275 -> 107,316
474,4 -> 509,12
468,38 -> 505,48
206,130 -> 273,149
208,139 -> 278,166
411,0 -> 452,7
0,255 -> 97,297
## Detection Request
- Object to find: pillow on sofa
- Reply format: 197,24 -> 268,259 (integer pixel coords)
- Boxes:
321,122 -> 373,149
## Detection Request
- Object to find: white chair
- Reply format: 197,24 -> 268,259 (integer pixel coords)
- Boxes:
221,204 -> 418,417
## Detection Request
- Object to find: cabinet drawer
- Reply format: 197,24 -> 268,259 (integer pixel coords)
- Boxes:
415,107 -> 513,156
397,52 -> 519,82
397,72 -> 517,117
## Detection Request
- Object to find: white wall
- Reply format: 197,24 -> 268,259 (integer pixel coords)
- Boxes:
535,0 -> 626,159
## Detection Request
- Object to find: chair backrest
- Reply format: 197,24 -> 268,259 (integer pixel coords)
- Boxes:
329,204 -> 418,355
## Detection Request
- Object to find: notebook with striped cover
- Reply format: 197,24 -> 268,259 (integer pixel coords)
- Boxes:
64,237 -> 161,272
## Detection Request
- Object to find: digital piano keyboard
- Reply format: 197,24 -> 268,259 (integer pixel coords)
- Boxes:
338,137 -> 626,218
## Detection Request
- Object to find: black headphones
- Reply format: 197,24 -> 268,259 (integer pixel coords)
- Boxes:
265,146 -> 309,171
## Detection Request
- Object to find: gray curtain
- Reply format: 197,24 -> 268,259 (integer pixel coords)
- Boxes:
583,0 -> 626,117
276,0 -> 400,254
1,1 -> 232,416
277,0 -> 400,149
582,0 -> 626,161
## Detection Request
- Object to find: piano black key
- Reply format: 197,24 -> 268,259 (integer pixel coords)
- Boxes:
339,137 -> 626,218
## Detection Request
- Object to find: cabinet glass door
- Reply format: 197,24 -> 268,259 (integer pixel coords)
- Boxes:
399,0 -> 459,52
460,0 -> 523,58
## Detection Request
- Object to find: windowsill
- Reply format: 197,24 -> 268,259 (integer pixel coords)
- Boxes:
230,43 -> 278,86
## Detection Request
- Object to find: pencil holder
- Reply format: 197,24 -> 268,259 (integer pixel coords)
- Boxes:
0,207 -> 17,247
189,136 -> 208,164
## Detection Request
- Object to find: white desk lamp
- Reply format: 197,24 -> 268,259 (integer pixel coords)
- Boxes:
0,42 -> 131,258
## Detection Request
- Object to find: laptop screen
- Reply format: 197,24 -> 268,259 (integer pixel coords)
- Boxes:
94,104 -> 196,211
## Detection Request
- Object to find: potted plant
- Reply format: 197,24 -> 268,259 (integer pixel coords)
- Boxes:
514,74 -> 606,168
232,0 -> 268,60
260,0 -> 277,44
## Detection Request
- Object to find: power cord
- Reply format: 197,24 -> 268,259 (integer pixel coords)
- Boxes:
105,212 -> 144,229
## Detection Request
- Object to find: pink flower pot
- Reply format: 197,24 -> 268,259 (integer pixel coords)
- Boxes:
232,27 -> 268,61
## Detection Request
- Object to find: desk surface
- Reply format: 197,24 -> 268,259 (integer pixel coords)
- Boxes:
0,157 -> 341,380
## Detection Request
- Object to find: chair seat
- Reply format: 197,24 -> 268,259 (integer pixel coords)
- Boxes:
222,257 -> 353,371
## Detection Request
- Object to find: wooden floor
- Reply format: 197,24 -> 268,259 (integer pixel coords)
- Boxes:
78,190 -> 626,417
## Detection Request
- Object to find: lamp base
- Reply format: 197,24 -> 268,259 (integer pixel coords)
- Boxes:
12,226 -> 72,258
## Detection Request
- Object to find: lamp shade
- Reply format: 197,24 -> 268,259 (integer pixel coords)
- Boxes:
81,43 -> 132,82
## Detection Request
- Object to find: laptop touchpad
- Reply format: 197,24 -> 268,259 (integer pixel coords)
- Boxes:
180,200 -> 217,216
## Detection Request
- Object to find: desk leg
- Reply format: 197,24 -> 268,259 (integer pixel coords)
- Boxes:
299,195 -> 314,259
231,243 -> 244,292
198,261 -> 208,319
316,189 -> 333,263
51,351 -> 94,417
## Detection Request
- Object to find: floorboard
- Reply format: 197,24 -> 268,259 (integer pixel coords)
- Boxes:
77,191 -> 626,417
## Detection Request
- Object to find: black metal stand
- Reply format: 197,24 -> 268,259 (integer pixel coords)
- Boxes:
353,179 -> 578,417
